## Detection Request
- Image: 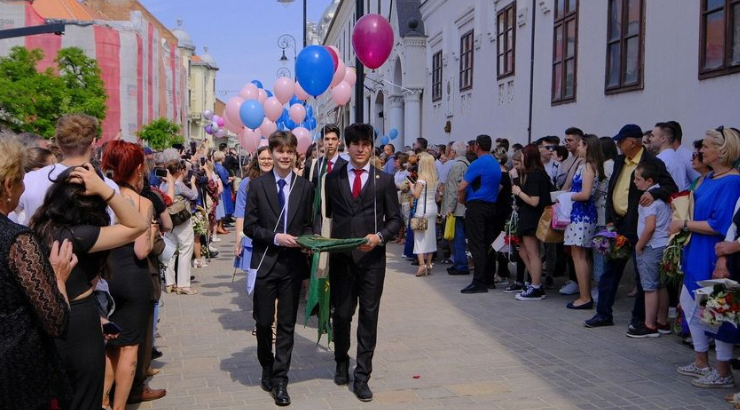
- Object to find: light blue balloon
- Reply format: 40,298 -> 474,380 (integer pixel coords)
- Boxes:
380,135 -> 390,145
389,128 -> 399,139
251,80 -> 263,89
296,45 -> 334,97
239,100 -> 265,130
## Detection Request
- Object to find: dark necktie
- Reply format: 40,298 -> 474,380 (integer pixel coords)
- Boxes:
352,169 -> 363,199
327,159 -> 333,173
277,179 -> 286,209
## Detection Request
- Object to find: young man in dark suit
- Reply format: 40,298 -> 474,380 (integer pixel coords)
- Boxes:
244,131 -> 315,407
324,123 -> 403,402
305,124 -> 348,186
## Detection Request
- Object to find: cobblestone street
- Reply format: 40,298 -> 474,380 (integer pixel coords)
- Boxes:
133,237 -> 731,410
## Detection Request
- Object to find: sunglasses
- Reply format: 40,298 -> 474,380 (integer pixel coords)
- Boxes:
545,145 -> 557,151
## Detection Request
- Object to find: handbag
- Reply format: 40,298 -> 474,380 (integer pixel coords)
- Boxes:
536,205 -> 564,243
168,199 -> 192,226
551,202 -> 570,230
410,182 -> 428,231
443,215 -> 456,241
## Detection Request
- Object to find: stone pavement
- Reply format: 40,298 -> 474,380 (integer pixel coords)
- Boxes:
131,236 -> 733,410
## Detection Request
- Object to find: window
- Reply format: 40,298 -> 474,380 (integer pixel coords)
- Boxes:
497,2 -> 516,79
605,0 -> 644,92
459,30 -> 474,91
432,51 -> 443,101
552,0 -> 578,104
700,0 -> 740,78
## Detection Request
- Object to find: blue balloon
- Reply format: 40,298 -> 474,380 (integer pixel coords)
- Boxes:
306,105 -> 314,119
389,128 -> 399,140
289,96 -> 302,107
295,45 -> 334,97
251,80 -> 263,89
306,117 -> 317,130
265,89 -> 273,98
239,99 -> 265,130
280,108 -> 289,123
285,118 -> 297,130
380,135 -> 390,145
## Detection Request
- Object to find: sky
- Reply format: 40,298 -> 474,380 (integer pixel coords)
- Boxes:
138,0 -> 333,101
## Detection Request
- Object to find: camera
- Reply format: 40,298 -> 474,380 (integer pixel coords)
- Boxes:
199,157 -> 206,166
154,168 -> 167,178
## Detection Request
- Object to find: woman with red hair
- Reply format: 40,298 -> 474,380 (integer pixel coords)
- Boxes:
100,141 -> 156,410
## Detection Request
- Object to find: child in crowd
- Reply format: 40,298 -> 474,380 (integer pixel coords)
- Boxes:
629,162 -> 673,338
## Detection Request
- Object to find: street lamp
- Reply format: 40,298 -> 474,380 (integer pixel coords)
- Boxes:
276,67 -> 292,78
278,34 -> 297,78
275,0 -> 307,48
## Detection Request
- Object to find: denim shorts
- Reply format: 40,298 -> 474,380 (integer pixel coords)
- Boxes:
636,245 -> 665,291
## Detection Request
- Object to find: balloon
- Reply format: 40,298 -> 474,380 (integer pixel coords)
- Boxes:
203,110 -> 213,120
289,103 -> 307,124
331,81 -> 352,106
205,124 -> 213,135
239,83 -> 259,100
257,88 -> 268,103
295,45 -> 334,97
331,58 -> 346,88
380,135 -> 390,145
294,82 -> 309,101
344,66 -> 357,86
306,117 -> 317,131
251,80 -> 263,89
217,117 -> 225,127
263,97 -> 283,122
289,95 -> 302,107
211,121 -> 220,132
389,128 -> 399,140
239,99 -> 265,130
265,89 -> 273,98
259,118 -> 277,136
280,108 -> 289,124
224,114 -> 241,134
285,118 -> 297,130
258,138 -> 269,148
215,129 -> 226,138
293,127 -> 311,153
225,97 -> 245,127
273,77 -> 295,104
352,14 -> 394,69
324,46 -> 339,72
238,127 -> 262,153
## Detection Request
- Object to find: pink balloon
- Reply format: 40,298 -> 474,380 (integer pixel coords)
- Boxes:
263,97 -> 283,122
224,115 -> 240,134
294,81 -> 309,101
259,118 -> 277,136
258,138 -> 269,148
239,83 -> 259,100
274,77 -> 295,104
331,81 -> 352,106
293,127 -> 311,153
257,88 -> 268,103
217,117 -> 225,127
344,66 -> 357,86
352,14 -> 394,70
289,103 -> 306,124
225,97 -> 245,126
330,58 -> 346,88
215,129 -> 226,138
238,128 -> 261,153
325,46 -> 339,72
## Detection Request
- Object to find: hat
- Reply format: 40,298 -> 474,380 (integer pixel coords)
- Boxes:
613,124 -> 643,142
144,147 -> 154,155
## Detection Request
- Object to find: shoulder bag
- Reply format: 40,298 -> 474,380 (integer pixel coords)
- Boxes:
168,199 -> 192,226
410,183 -> 428,231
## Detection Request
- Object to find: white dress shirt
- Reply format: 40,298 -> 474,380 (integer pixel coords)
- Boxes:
273,170 -> 293,238
347,162 -> 371,193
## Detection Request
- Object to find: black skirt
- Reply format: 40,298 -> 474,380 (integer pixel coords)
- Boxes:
107,245 -> 153,346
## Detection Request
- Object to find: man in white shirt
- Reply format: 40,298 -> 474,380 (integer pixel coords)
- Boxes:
650,122 -> 689,191
537,136 -> 560,186
668,120 -> 701,183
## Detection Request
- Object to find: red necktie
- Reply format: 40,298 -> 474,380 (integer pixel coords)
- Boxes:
352,169 -> 363,199
327,160 -> 333,173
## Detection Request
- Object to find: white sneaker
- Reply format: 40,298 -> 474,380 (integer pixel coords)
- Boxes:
208,245 -> 218,253
211,237 -> 222,243
559,280 -> 579,295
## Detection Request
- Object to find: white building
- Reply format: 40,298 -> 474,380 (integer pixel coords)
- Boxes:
420,0 -> 740,147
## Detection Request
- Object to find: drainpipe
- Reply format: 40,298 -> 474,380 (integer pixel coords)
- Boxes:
527,0 -> 536,143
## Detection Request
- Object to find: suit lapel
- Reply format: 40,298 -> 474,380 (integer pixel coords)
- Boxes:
263,173 -> 281,218
286,173 -> 301,229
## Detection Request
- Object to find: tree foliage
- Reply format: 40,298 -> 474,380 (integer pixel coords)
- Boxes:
137,118 -> 183,151
0,46 -> 107,138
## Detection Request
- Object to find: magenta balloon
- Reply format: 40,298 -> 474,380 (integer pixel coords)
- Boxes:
325,46 -> 339,72
225,97 -> 245,126
259,118 -> 277,136
289,103 -> 307,124
217,117 -> 225,127
293,127 -> 311,153
331,81 -> 352,106
257,88 -> 268,103
294,81 -> 309,101
239,83 -> 259,100
263,97 -> 283,122
273,77 -> 295,104
352,14 -> 394,69
344,66 -> 357,86
330,58 -> 346,88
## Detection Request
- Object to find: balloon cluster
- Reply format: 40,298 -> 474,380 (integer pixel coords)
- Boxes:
378,128 -> 399,145
203,110 -> 227,138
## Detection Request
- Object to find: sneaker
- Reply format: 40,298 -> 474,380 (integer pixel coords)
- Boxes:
559,280 -> 579,295
691,369 -> 735,388
515,286 -> 546,301
677,363 -> 711,378
503,283 -> 525,293
626,324 -> 660,339
211,237 -> 222,243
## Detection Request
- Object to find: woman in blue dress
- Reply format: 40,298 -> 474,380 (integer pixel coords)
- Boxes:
234,146 -> 273,272
671,127 -> 740,389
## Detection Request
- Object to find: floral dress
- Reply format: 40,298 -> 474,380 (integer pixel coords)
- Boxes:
564,164 -> 597,247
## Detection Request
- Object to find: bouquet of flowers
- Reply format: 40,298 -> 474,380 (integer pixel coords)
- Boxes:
504,214 -> 519,246
591,230 -> 631,260
192,208 -> 208,236
698,281 -> 740,328
660,231 -> 689,286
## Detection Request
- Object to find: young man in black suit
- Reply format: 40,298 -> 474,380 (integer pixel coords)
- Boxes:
305,124 -> 347,186
324,123 -> 403,402
244,131 -> 315,407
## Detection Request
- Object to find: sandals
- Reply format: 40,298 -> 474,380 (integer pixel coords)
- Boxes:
415,266 -> 427,277
726,392 -> 740,403
176,287 -> 198,295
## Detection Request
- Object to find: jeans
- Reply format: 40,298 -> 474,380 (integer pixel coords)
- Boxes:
451,216 -> 468,272
595,232 -> 645,323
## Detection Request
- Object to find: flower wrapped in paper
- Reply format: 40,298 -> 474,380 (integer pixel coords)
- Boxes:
697,279 -> 740,328
591,230 -> 631,260
660,191 -> 693,286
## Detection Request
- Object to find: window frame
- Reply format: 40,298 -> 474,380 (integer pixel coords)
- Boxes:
432,50 -> 443,101
459,29 -> 475,91
497,2 -> 517,79
699,0 -> 740,79
551,0 -> 579,105
604,0 -> 645,94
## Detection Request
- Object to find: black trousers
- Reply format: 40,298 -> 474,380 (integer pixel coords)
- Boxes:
464,201 -> 498,288
330,254 -> 385,383
252,263 -> 302,384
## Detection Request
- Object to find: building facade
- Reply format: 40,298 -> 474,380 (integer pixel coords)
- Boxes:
420,0 -> 740,147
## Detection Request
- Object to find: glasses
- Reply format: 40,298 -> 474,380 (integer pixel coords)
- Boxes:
258,157 -> 273,162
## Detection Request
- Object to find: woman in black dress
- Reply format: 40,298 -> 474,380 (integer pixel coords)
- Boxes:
510,144 -> 552,301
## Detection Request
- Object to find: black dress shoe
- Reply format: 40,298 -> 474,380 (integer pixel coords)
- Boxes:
272,382 -> 290,406
461,284 -> 488,294
584,315 -> 614,328
151,347 -> 163,360
261,366 -> 273,392
334,361 -> 349,385
447,268 -> 470,275
353,381 -> 373,402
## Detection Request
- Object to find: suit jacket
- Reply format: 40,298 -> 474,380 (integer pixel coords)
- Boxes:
605,149 -> 678,236
305,155 -> 348,187
244,172 -> 315,278
325,162 -> 403,268
442,157 -> 469,217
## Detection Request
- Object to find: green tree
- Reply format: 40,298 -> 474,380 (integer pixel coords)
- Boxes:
137,118 -> 183,151
56,47 -> 107,121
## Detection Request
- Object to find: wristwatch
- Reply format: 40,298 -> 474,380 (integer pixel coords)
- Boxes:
375,232 -> 385,246
682,220 -> 689,232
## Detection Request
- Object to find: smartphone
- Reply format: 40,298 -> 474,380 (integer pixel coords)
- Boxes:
102,322 -> 122,336
154,168 -> 167,178
199,157 -> 206,166
406,175 -> 416,185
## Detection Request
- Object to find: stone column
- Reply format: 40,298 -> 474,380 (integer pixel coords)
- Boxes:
403,89 -> 423,149
389,94 -> 405,147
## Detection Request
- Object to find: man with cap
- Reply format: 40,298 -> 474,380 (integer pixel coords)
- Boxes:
585,124 -> 678,329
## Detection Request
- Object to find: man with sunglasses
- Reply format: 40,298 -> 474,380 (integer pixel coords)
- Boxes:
537,136 -> 560,186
